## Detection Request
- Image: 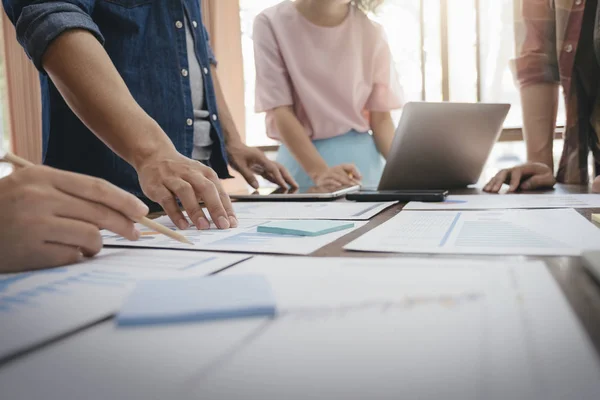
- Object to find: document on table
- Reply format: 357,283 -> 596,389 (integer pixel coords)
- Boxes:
404,194 -> 600,210
0,249 -> 249,364
102,217 -> 365,255
345,208 -> 600,256
229,201 -> 396,220
3,257 -> 600,400
179,256 -> 600,399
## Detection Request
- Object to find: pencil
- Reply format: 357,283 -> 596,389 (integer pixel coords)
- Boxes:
1,151 -> 193,245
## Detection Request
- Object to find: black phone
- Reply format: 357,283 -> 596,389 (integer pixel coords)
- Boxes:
346,190 -> 448,202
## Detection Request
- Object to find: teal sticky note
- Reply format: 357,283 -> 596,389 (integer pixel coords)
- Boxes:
116,275 -> 276,327
257,220 -> 355,237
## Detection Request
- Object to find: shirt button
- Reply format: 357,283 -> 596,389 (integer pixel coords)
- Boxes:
192,21 -> 198,28
203,67 -> 209,75
181,69 -> 189,77
565,44 -> 573,53
175,21 -> 183,29
212,114 -> 218,121
186,118 -> 193,126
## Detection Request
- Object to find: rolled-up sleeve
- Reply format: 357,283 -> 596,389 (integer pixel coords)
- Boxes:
511,0 -> 559,87
3,1 -> 103,71
252,13 -> 293,113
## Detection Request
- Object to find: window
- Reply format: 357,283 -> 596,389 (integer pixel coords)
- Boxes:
240,0 -> 565,147
240,0 -> 282,147
0,14 -> 10,160
0,16 -> 11,178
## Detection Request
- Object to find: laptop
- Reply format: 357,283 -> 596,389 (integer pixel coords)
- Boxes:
377,102 -> 510,190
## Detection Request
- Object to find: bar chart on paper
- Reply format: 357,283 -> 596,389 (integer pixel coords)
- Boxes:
102,217 -> 365,255
0,249 -> 248,363
345,209 -> 600,256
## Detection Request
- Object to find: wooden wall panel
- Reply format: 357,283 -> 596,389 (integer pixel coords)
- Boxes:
2,14 -> 42,163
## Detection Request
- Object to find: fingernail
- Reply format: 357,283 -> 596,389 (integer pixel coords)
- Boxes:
197,217 -> 211,230
178,219 -> 189,230
133,229 -> 141,241
137,201 -> 149,215
217,216 -> 230,229
229,216 -> 239,228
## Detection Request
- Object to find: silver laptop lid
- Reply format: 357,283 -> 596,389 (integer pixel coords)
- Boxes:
379,102 -> 510,190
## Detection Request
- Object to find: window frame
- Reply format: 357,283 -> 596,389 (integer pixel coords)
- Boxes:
240,0 -> 563,148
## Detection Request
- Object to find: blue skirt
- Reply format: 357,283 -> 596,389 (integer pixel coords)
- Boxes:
276,130 -> 385,188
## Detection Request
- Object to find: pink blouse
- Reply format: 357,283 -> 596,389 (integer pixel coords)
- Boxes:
253,1 -> 405,141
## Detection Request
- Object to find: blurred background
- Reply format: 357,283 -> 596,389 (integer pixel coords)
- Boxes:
0,0 -> 583,184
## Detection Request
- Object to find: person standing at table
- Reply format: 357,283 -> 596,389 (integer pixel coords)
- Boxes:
253,0 -> 404,189
2,0 -> 297,231
485,0 -> 600,193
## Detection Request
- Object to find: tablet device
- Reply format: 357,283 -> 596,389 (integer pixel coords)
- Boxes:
346,190 -> 448,202
230,185 -> 360,201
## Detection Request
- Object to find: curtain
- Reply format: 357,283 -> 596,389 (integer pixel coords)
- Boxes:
1,13 -> 42,163
202,0 -> 247,142
202,0 -> 250,191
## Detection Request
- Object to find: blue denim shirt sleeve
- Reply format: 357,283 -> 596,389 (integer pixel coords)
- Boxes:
202,24 -> 217,66
3,1 -> 104,71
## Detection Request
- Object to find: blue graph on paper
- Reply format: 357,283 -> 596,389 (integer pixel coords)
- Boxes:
0,268 -> 67,293
0,270 -> 133,314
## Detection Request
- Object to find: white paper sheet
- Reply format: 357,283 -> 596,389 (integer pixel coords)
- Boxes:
229,201 -> 396,220
184,257 -> 600,399
102,217 -> 365,255
3,257 -> 599,400
404,194 -> 600,210
345,208 -> 600,256
0,249 -> 249,363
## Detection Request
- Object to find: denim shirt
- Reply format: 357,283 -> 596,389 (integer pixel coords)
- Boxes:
3,0 -> 231,196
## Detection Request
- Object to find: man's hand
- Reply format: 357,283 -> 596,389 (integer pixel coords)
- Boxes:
136,150 -> 237,231
0,166 -> 149,273
227,142 -> 298,189
484,162 -> 556,193
313,164 -> 362,188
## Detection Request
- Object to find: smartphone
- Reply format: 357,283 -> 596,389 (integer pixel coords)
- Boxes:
346,190 -> 448,202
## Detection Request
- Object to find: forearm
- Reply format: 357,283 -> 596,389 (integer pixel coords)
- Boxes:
272,107 -> 328,180
211,66 -> 243,146
42,29 -> 175,169
370,112 -> 395,159
520,83 -> 559,171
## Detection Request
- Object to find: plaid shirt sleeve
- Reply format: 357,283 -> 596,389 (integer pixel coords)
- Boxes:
512,0 -> 560,87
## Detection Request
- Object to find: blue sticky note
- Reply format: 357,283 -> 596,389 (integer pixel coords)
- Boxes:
116,275 -> 276,327
257,220 -> 355,237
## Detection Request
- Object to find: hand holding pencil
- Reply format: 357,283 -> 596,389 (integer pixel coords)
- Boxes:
0,151 -> 190,273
